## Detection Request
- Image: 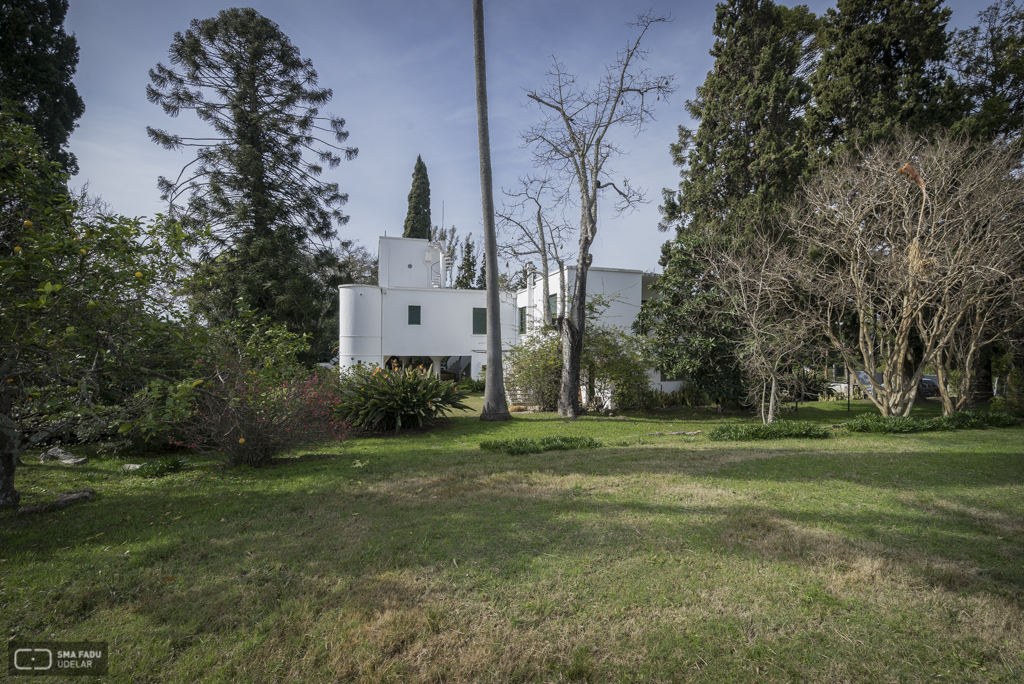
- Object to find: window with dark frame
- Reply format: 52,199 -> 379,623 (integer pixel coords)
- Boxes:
472,307 -> 487,335
408,305 -> 421,325
518,306 -> 526,333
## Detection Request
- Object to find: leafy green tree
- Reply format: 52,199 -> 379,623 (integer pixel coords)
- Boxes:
147,7 -> 357,344
1,108 -> 193,508
806,0 -> 956,159
402,155 -> 431,239
0,0 -> 85,174
949,0 -> 1024,139
637,0 -> 814,405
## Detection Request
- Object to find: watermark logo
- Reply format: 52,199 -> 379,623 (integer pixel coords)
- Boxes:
8,641 -> 108,677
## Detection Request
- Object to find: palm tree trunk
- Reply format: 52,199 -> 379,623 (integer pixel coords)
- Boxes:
473,0 -> 510,422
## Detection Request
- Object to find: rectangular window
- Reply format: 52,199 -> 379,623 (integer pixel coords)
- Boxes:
408,305 -> 421,325
548,294 -> 557,326
473,307 -> 487,335
518,306 -> 527,334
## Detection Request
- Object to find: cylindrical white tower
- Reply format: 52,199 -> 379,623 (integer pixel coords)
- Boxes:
338,285 -> 382,368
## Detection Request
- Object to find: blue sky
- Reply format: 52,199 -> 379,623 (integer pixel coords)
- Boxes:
64,0 -> 987,273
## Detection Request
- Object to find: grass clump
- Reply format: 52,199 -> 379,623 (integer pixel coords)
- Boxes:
480,435 -> 602,455
844,409 -> 1020,434
132,454 -> 188,478
707,419 -> 830,442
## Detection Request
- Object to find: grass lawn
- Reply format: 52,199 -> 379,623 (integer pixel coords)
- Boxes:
2,399 -> 1022,682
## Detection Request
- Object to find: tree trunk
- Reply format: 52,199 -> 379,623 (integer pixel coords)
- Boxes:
766,375 -> 778,425
972,342 -> 994,407
0,448 -> 20,510
558,250 -> 591,417
473,0 -> 510,422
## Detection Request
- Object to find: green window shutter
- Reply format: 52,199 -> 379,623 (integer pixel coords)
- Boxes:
473,307 -> 487,335
408,305 -> 421,325
518,306 -> 526,333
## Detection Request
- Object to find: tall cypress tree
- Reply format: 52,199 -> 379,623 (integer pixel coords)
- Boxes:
0,0 -> 85,174
806,0 -> 955,159
402,155 -> 431,239
636,0 -> 815,403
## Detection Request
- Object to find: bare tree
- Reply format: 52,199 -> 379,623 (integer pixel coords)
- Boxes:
473,0 -> 510,421
785,133 -> 1024,416
523,13 -> 675,417
496,176 -> 576,326
699,229 -> 814,424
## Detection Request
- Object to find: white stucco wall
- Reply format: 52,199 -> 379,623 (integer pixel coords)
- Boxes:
513,267 -> 652,333
339,236 -> 686,401
338,283 -> 516,371
378,236 -> 445,289
512,266 -> 685,398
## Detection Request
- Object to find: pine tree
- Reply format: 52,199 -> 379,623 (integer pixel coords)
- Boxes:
806,0 -> 956,159
402,155 -> 431,239
949,0 -> 1024,139
147,8 -> 357,346
474,260 -> 486,290
0,0 -> 85,174
636,0 -> 815,404
453,233 -> 478,289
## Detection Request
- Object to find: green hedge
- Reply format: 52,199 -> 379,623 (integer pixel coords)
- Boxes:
479,436 -> 603,455
843,410 -> 1019,434
707,420 -> 831,442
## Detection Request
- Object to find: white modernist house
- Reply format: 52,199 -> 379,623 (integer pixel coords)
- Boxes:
512,265 -> 686,404
338,236 -> 517,379
338,235 -> 685,402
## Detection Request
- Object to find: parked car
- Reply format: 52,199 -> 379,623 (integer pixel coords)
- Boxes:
918,376 -> 940,398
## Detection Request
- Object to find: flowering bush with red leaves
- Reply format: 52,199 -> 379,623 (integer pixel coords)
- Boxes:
183,369 -> 348,467
126,306 -> 349,467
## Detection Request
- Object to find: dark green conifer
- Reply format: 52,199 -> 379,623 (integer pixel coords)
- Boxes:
453,233 -> 478,289
147,8 -> 357,355
806,0 -> 956,159
636,0 -> 815,403
0,0 -> 85,174
949,0 -> 1024,140
402,155 -> 431,239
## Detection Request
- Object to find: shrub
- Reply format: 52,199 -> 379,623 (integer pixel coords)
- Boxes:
504,330 -> 562,410
183,371 -> 347,467
124,309 -> 349,467
706,420 -> 830,442
537,436 -> 602,451
335,365 -> 469,434
843,410 -> 1019,434
505,300 -> 652,411
479,436 -> 602,455
457,377 -> 486,393
842,415 -> 925,434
